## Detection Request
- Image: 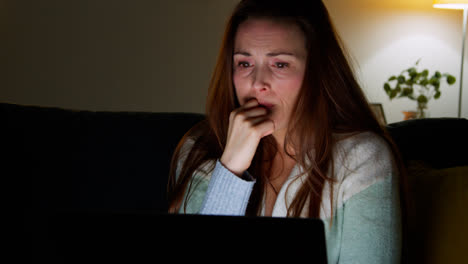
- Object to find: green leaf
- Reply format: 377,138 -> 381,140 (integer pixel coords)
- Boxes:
417,95 -> 428,104
390,90 -> 398,99
399,87 -> 413,98
388,76 -> 397,81
395,84 -> 402,93
430,78 -> 440,89
397,75 -> 405,84
414,73 -> 422,82
447,75 -> 456,85
420,78 -> 429,86
422,69 -> 429,77
434,91 -> 441,99
435,71 -> 442,78
403,87 -> 413,96
384,83 -> 391,93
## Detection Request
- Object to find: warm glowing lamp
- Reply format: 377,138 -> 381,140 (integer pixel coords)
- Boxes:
434,0 -> 468,9
434,0 -> 468,117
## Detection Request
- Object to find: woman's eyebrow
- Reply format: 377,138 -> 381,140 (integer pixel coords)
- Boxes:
266,52 -> 296,57
233,51 -> 251,56
233,51 -> 297,57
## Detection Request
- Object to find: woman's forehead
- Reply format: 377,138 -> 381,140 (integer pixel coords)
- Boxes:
234,18 -> 307,57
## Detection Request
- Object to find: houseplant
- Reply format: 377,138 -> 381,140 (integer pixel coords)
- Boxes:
383,59 -> 456,119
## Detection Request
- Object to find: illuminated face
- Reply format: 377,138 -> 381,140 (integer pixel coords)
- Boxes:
233,18 -> 307,137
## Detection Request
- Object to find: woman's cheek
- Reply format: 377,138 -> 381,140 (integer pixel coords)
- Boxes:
271,67 -> 302,80
233,74 -> 250,101
279,71 -> 304,91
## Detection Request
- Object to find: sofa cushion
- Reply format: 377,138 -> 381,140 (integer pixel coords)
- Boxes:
405,160 -> 468,263
2,102 -> 205,212
387,118 -> 468,169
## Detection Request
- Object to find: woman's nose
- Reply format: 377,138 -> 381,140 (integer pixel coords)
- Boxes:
252,66 -> 271,92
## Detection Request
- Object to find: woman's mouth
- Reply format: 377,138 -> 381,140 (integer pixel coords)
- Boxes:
258,102 -> 275,110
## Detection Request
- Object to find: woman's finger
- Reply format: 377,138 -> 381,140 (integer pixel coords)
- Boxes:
242,106 -> 268,118
247,117 -> 275,136
256,119 -> 275,137
240,98 -> 259,109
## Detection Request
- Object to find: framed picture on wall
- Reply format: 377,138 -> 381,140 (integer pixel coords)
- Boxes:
370,103 -> 387,125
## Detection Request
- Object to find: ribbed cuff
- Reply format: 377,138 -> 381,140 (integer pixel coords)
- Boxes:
199,160 -> 256,216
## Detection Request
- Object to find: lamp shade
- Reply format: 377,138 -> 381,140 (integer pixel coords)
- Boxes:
434,0 -> 468,9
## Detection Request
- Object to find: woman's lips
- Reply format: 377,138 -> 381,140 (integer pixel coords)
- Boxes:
258,102 -> 275,109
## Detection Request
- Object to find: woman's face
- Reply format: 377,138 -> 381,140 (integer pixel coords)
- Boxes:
233,18 -> 307,138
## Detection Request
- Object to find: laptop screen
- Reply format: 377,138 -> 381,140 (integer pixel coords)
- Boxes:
35,210 -> 327,263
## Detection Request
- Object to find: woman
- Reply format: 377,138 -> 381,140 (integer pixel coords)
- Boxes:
168,0 -> 405,263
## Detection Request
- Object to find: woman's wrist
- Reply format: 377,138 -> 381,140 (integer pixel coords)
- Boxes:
219,156 -> 245,177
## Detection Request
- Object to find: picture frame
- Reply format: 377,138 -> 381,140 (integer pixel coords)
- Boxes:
370,103 -> 387,125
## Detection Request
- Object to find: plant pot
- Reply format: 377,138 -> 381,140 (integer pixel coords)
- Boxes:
402,111 -> 418,120
402,103 -> 428,120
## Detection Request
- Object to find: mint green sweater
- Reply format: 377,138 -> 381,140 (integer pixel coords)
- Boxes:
177,132 -> 402,264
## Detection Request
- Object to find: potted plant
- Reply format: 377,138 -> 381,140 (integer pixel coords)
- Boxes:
383,59 -> 456,119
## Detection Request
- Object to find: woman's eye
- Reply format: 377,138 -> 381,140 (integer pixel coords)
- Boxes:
275,62 -> 289,69
237,62 -> 251,68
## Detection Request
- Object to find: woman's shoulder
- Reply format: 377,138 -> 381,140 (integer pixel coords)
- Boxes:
334,131 -> 391,155
332,131 -> 397,201
334,131 -> 394,168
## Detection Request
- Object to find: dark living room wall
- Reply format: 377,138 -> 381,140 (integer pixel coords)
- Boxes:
2,0 -> 239,113
2,0 -> 467,121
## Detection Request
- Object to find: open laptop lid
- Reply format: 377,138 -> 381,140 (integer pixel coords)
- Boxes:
37,210 -> 327,263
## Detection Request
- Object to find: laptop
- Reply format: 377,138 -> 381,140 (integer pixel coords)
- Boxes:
31,210 -> 327,263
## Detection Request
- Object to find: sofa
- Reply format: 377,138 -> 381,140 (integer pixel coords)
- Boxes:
3,102 -> 467,263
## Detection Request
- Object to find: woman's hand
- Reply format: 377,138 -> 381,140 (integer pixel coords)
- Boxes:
220,98 -> 275,177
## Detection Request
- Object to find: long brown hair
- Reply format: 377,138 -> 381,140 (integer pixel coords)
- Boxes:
168,0 -> 407,220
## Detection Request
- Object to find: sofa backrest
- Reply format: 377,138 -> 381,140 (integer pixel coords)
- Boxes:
3,103 -> 204,212
4,102 -> 467,212
4,102 -> 468,211
386,117 -> 468,169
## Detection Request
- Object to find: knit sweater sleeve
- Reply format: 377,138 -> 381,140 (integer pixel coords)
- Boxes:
338,175 -> 401,264
199,160 -> 255,215
334,133 -> 402,264
176,139 -> 255,215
